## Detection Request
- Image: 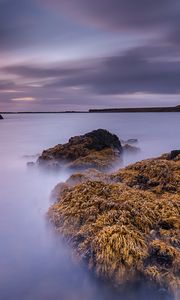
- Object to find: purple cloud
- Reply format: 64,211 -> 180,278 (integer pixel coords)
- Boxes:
3,45 -> 180,95
0,80 -> 16,90
46,0 -> 180,35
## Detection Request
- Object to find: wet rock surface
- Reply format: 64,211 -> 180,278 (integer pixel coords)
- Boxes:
37,129 -> 123,171
48,151 -> 180,298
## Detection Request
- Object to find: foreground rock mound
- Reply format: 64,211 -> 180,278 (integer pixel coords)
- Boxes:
48,152 -> 180,298
0,114 -> 3,119
38,129 -> 122,171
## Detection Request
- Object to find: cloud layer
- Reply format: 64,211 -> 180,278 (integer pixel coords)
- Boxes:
47,0 -> 180,40
0,0 -> 180,111
3,45 -> 180,95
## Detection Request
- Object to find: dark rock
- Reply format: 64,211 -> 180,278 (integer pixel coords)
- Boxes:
169,150 -> 180,160
127,138 -> 138,144
122,144 -> 140,153
121,138 -> 138,144
37,129 -> 123,171
161,150 -> 180,161
0,115 -> 3,120
27,162 -> 35,167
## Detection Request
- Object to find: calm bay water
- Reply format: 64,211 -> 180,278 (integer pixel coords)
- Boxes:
0,113 -> 179,300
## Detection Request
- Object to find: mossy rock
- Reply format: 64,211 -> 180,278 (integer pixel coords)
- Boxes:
48,152 -> 180,297
37,129 -> 123,171
112,155 -> 180,194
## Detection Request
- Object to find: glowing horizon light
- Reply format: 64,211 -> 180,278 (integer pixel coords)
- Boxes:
0,90 -> 23,93
11,97 -> 35,101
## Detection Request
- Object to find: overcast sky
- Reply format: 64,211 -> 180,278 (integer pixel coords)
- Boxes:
0,0 -> 180,111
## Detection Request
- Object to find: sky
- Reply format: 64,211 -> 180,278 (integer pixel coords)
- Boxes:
0,0 -> 180,111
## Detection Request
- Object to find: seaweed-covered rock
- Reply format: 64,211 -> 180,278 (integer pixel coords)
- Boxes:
37,129 -> 122,171
48,152 -> 180,298
112,154 -> 180,194
51,169 -> 111,200
0,114 -> 3,119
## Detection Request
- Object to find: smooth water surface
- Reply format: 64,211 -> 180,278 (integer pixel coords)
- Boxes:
0,113 -> 179,300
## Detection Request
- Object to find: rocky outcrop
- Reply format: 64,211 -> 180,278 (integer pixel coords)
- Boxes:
48,151 -> 180,298
37,129 -> 123,171
111,151 -> 180,194
0,114 -> 3,119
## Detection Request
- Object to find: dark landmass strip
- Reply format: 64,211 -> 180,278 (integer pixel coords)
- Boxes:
1,105 -> 180,114
0,111 -> 87,114
89,105 -> 180,113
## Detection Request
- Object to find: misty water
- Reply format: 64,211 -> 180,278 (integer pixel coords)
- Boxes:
0,113 -> 179,300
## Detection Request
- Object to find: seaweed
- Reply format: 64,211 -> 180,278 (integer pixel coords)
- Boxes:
48,153 -> 180,298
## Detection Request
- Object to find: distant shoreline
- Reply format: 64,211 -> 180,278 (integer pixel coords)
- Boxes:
89,105 -> 180,113
1,105 -> 180,114
0,111 -> 88,114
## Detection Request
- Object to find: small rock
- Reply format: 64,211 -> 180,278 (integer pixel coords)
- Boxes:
158,288 -> 168,295
123,144 -> 140,153
27,161 -> 35,167
169,150 -> 180,160
126,138 -> 138,144
121,138 -> 138,144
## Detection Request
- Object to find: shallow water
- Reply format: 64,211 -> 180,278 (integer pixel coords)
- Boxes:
0,113 -> 179,300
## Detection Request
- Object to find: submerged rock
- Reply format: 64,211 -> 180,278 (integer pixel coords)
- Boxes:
126,138 -> 138,144
27,161 -> 35,167
122,144 -> 140,153
121,138 -> 138,144
23,153 -> 39,159
48,151 -> 180,298
37,129 -> 123,171
0,114 -> 3,119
